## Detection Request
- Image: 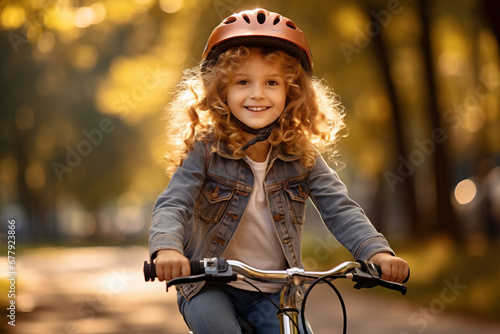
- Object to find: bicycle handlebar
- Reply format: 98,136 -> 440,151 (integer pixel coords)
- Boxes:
143,257 -> 408,295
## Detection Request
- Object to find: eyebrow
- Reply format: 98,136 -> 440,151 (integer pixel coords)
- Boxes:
233,72 -> 283,78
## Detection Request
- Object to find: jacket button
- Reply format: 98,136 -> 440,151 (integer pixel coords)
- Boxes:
273,214 -> 283,222
211,186 -> 219,200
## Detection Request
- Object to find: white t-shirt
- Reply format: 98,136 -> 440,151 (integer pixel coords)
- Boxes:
222,153 -> 287,292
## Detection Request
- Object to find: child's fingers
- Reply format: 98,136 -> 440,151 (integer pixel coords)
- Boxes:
391,261 -> 409,283
156,262 -> 171,282
388,263 -> 400,282
394,264 -> 405,283
181,260 -> 191,277
397,262 -> 410,283
163,260 -> 190,292
403,265 -> 409,282
155,262 -> 165,281
369,253 -> 409,283
379,262 -> 391,281
379,258 -> 409,283
171,264 -> 181,280
155,249 -> 190,282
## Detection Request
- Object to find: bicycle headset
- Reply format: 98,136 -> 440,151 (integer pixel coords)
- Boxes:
201,8 -> 314,150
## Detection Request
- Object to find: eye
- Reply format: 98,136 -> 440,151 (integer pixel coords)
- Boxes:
236,80 -> 249,86
267,80 -> 279,86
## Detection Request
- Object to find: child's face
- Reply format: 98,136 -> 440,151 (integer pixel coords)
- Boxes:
226,50 -> 286,131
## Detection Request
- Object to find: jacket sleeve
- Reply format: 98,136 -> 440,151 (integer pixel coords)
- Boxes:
308,155 -> 395,261
149,141 -> 208,260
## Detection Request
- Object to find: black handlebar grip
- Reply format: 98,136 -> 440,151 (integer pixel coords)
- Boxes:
144,260 -> 156,282
144,258 -> 220,282
190,259 -> 205,275
144,259 -> 204,281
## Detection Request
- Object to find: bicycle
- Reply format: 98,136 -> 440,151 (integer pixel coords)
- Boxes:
143,257 -> 409,334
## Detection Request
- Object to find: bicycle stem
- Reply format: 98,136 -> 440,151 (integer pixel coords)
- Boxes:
279,280 -> 302,334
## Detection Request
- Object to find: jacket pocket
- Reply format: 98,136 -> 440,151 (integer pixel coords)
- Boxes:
195,178 -> 235,224
284,181 -> 309,224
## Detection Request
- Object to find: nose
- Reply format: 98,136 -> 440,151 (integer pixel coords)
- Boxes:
250,84 -> 265,100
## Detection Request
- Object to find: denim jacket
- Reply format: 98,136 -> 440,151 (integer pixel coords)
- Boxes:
149,139 -> 394,300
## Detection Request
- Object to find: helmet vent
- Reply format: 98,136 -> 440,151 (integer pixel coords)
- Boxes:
273,17 -> 281,25
286,21 -> 297,30
242,14 -> 250,24
223,16 -> 237,24
256,12 -> 266,24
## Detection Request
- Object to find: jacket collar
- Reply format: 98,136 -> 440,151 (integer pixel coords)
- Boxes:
211,138 -> 301,163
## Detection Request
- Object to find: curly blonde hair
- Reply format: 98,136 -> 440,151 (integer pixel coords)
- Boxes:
162,46 -> 346,175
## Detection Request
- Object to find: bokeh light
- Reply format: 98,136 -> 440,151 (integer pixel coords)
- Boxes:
71,44 -> 99,70
0,4 -> 25,29
25,162 -> 46,190
454,179 -> 477,205
438,51 -> 467,77
159,0 -> 183,13
75,7 -> 96,28
37,31 -> 56,53
90,3 -> 107,24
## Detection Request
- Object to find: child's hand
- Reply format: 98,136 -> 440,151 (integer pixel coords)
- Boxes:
368,252 -> 409,284
155,249 -> 191,291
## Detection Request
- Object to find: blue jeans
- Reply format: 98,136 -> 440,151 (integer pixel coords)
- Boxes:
177,284 -> 281,334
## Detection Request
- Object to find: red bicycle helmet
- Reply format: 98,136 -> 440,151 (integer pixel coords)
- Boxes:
202,8 -> 313,74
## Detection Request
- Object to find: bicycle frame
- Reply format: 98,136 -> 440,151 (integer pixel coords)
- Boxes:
227,260 -> 364,334
279,263 -> 362,334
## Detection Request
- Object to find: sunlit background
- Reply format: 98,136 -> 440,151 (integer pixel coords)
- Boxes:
1,0 -> 500,332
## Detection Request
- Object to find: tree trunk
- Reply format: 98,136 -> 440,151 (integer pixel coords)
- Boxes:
418,0 -> 460,242
369,4 -> 421,237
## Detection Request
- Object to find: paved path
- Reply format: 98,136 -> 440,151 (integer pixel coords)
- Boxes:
6,246 -> 500,334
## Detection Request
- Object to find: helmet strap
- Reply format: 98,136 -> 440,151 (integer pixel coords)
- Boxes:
230,114 -> 279,151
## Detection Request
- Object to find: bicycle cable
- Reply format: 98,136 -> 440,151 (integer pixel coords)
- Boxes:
241,278 -> 301,332
300,275 -> 347,334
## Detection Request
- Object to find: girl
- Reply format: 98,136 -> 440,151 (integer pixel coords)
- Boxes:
149,8 -> 408,333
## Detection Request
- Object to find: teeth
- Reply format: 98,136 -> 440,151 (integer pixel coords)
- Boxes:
247,107 -> 268,111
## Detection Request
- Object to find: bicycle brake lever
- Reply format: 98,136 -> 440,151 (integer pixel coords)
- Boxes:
372,278 -> 407,295
166,274 -> 210,288
165,272 -> 238,287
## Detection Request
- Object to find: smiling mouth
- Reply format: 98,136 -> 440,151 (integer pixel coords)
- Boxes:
245,106 -> 270,112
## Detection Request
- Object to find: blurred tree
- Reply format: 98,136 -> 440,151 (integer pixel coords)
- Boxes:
482,0 -> 500,43
418,0 -> 460,241
0,1 -> 152,240
479,0 -> 500,242
0,35 -> 54,239
364,0 -> 421,237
